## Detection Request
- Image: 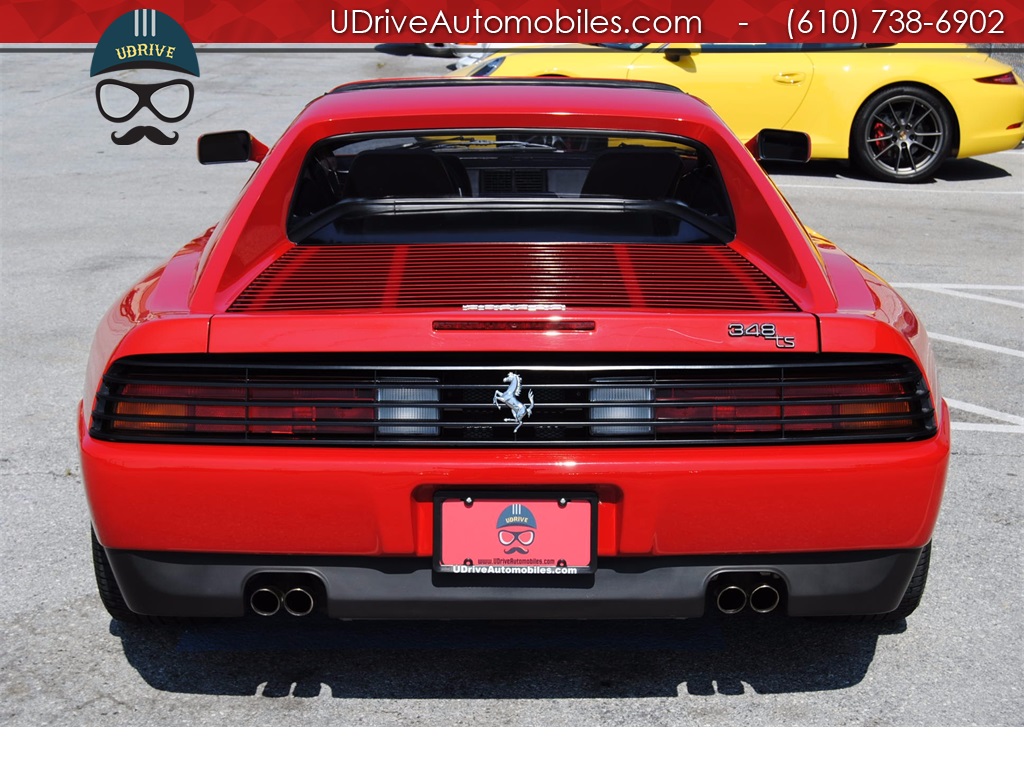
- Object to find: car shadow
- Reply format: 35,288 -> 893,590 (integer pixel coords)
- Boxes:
929,156 -> 1016,182
112,613 -> 902,698
764,157 -> 1013,183
374,43 -> 431,58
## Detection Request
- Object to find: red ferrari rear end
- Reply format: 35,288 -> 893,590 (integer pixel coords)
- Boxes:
80,79 -> 948,623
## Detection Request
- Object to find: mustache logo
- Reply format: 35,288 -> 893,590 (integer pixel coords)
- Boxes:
111,126 -> 179,145
504,547 -> 530,555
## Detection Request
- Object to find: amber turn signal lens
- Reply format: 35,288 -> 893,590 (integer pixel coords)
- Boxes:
838,401 -> 912,430
112,401 -> 189,431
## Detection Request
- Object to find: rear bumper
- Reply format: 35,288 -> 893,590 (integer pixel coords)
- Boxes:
949,78 -> 1024,158
81,424 -> 950,557
104,547 -> 925,619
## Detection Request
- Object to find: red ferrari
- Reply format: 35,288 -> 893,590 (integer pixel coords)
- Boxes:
80,78 -> 949,623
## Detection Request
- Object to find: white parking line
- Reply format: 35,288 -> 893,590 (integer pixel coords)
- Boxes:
891,284 -> 1024,308
947,399 -> 1024,426
952,423 -> 1024,433
893,284 -> 1024,291
928,333 -> 1024,359
947,398 -> 1024,435
778,184 -> 1023,195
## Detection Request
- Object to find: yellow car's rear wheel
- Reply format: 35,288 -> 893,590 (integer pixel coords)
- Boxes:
851,86 -> 953,183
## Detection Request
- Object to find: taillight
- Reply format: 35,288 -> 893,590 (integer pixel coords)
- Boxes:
110,382 -> 376,436
782,381 -> 912,432
976,72 -> 1018,85
113,384 -> 244,432
107,379 -> 442,437
95,355 -> 936,446
248,387 -> 374,435
649,379 -> 916,436
590,379 -> 653,436
656,385 -> 782,434
837,401 -> 912,430
377,379 -> 440,436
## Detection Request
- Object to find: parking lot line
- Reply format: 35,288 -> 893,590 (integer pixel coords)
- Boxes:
951,423 -> 1024,433
779,184 -> 1023,195
947,398 -> 1024,434
892,284 -> 1024,290
947,399 -> 1024,426
891,284 -> 1024,308
928,333 -> 1024,359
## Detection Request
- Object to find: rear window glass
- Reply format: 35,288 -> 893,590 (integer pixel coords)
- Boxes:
288,131 -> 735,245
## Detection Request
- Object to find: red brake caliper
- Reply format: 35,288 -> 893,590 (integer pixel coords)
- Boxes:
872,121 -> 888,153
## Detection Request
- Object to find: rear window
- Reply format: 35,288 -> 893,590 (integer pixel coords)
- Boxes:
288,131 -> 735,245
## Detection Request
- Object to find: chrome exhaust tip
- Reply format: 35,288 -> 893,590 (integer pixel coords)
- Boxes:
250,586 -> 283,617
715,584 -> 747,614
749,584 -> 781,614
282,587 -> 315,617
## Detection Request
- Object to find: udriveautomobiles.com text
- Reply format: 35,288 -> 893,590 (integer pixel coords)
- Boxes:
330,8 -> 702,36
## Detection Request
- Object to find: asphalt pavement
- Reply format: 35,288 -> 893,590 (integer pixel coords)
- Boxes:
0,46 -> 1021,729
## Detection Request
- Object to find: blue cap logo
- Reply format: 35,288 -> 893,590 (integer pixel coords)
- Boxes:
90,9 -> 199,77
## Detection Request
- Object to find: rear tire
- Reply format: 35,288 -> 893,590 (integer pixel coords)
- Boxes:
91,528 -> 182,625
417,44 -> 456,58
850,541 -> 932,623
851,86 -> 952,182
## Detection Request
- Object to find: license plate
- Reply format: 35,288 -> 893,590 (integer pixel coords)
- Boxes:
434,493 -> 596,575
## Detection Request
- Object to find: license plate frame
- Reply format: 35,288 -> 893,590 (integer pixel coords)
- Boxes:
434,491 -> 597,576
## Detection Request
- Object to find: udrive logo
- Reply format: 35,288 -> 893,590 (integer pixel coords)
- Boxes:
90,10 -> 200,146
496,503 -> 538,554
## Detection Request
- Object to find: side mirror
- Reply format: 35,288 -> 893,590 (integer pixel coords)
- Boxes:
197,131 -> 269,164
746,129 -> 811,163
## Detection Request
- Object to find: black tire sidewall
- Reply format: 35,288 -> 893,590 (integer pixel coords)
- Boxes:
851,85 -> 952,182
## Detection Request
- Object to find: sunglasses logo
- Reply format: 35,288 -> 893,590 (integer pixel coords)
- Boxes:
95,79 -> 195,145
498,529 -> 535,547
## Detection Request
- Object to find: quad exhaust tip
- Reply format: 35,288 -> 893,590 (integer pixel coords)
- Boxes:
249,586 -> 283,617
283,587 -> 315,617
749,583 -> 781,614
715,584 -> 747,614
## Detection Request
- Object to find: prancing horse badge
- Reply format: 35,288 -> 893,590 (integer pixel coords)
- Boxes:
493,372 -> 534,433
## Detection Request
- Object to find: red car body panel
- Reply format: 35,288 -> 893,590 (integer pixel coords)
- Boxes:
82,415 -> 948,556
80,79 -> 949,621
188,86 -> 838,314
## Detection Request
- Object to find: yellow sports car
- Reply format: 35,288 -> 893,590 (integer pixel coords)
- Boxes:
456,43 -> 1024,182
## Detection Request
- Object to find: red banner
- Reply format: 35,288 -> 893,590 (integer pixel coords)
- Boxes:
2,0 -> 1022,44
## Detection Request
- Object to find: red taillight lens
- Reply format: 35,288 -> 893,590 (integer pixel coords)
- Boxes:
783,401 -> 912,431
248,387 -> 373,435
976,72 -> 1018,85
653,380 -> 915,435
111,383 -> 374,435
784,381 -> 912,431
247,404 -> 374,435
656,386 -> 782,434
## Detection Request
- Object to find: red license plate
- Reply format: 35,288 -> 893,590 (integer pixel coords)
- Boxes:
435,494 -> 596,575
